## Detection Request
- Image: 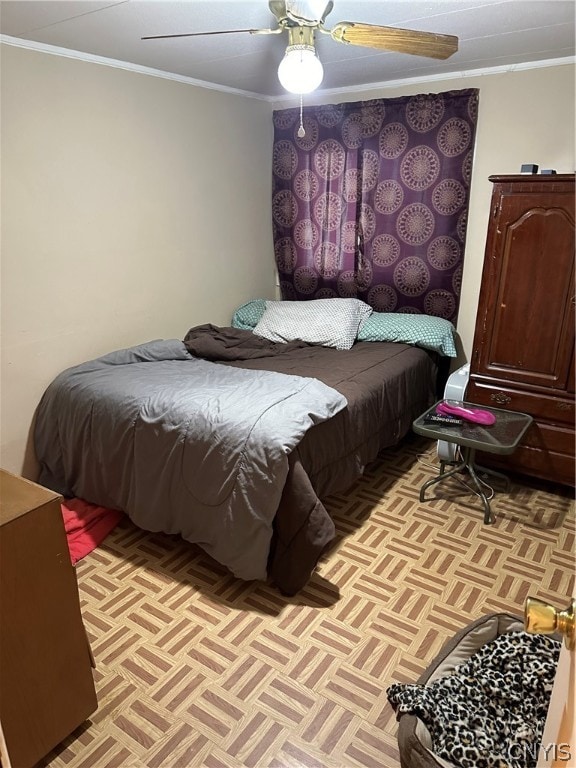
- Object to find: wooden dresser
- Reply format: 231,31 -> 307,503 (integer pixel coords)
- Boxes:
467,174 -> 575,486
0,470 -> 98,768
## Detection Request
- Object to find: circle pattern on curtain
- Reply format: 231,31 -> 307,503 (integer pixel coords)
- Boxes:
272,89 -> 479,322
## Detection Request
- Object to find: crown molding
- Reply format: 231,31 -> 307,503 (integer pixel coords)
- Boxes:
2,34 -> 573,106
0,35 -> 270,102
274,56 -> 576,106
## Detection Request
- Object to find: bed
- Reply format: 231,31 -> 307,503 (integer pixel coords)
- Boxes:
34,299 -> 456,594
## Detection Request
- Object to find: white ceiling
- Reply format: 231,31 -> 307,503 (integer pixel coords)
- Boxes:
1,0 -> 574,100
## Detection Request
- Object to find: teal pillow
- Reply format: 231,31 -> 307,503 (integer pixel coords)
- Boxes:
231,299 -> 267,330
358,312 -> 457,357
232,301 -> 457,357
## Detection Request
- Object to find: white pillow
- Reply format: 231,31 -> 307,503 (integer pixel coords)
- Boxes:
253,299 -> 373,350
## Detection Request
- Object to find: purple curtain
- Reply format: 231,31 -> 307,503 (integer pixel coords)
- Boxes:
272,88 -> 479,322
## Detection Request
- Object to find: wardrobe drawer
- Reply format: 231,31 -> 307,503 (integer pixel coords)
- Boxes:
467,379 -> 575,426
477,421 -> 574,486
521,421 -> 575,455
484,445 -> 575,487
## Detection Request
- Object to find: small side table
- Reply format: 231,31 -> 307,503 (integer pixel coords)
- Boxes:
413,401 -> 533,524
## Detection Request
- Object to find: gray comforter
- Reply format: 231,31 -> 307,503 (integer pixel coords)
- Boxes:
34,339 -> 347,582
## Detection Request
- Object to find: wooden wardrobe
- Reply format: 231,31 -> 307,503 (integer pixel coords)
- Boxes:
467,174 -> 575,486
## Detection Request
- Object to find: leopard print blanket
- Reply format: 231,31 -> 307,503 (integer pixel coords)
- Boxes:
387,631 -> 560,768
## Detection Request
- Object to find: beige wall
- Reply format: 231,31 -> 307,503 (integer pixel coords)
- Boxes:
281,62 -> 575,363
1,44 -> 574,478
1,44 -> 276,476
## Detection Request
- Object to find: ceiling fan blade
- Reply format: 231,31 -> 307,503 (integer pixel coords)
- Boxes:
329,22 -> 458,60
142,28 -> 278,41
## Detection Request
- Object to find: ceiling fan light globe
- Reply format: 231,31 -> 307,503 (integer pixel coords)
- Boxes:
278,46 -> 323,94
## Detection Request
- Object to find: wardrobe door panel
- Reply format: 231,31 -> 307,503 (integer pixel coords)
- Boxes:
479,192 -> 575,389
469,174 -> 575,486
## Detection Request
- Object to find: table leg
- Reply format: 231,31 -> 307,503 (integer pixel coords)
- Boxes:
473,463 -> 512,490
419,447 -> 496,525
467,457 -> 495,524
419,460 -> 467,501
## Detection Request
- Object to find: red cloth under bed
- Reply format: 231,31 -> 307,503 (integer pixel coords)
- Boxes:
61,498 -> 124,564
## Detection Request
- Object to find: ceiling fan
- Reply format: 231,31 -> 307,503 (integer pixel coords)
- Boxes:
142,0 -> 459,94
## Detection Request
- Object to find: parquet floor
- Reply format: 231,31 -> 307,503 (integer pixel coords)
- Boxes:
43,436 -> 575,768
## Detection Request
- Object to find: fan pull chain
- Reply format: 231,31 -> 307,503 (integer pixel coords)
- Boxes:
297,94 -> 306,138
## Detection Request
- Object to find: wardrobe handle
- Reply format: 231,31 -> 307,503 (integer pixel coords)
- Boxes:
490,392 -> 511,405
